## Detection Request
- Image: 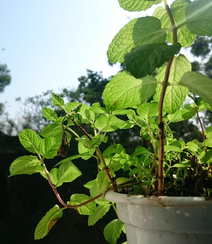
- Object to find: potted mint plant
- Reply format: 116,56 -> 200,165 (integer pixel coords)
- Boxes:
9,0 -> 212,243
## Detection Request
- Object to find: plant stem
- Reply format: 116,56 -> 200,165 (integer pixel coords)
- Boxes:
157,0 -> 178,196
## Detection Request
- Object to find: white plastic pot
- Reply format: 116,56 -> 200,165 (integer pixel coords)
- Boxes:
105,190 -> 212,244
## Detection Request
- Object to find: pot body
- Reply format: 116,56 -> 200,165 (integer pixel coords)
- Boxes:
105,191 -> 212,244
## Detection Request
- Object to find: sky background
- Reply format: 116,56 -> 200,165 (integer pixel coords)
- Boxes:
0,0 -> 176,120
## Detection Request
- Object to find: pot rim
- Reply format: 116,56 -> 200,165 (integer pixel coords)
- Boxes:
104,190 -> 212,207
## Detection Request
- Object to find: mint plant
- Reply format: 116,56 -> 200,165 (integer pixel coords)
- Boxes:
9,0 -> 212,243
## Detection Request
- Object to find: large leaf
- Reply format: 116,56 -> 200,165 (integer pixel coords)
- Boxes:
103,219 -> 124,244
103,71 -> 157,110
154,54 -> 190,114
186,0 -> 212,36
153,0 -> 196,47
107,16 -> 166,63
118,0 -> 162,11
88,205 -> 111,226
34,205 -> 63,240
125,42 -> 181,78
137,102 -> 159,121
179,71 -> 212,107
19,129 -> 41,154
56,160 -> 82,187
9,155 -> 44,176
68,194 -> 95,215
96,170 -> 111,192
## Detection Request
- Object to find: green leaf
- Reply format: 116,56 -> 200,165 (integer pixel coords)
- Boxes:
96,170 -> 111,192
167,103 -> 196,123
95,114 -> 134,132
153,1 -> 196,47
205,125 -> 212,139
179,71 -> 212,107
125,42 -> 181,78
103,71 -> 157,110
56,160 -> 82,187
78,137 -> 95,160
39,137 -> 60,159
88,205 -> 111,226
107,16 -> 166,63
34,205 -> 63,240
42,107 -> 58,122
68,194 -> 95,215
104,219 -> 124,244
90,102 -> 107,114
9,155 -> 44,176
186,0 -> 212,36
51,93 -> 64,107
154,55 -> 190,114
79,103 -> 96,123
203,139 -> 212,147
19,129 -> 41,154
202,149 -> 212,164
186,140 -> 201,152
118,0 -> 162,11
65,102 -> 82,113
137,102 -> 159,120
40,124 -> 63,138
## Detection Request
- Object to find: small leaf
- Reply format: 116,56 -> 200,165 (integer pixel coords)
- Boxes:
56,160 -> 82,187
68,194 -> 95,215
79,103 -> 96,123
96,170 -> 111,192
167,103 -> 196,123
42,107 -> 58,122
65,102 -> 82,113
179,71 -> 212,107
104,219 -> 124,244
9,155 -> 44,176
186,0 -> 212,36
137,102 -> 159,120
78,138 -> 95,160
90,103 -> 107,114
118,0 -> 162,11
125,42 -> 181,78
34,205 -> 63,240
103,71 -> 157,110
107,16 -> 166,63
19,129 -> 41,154
88,205 -> 111,226
51,93 -> 64,107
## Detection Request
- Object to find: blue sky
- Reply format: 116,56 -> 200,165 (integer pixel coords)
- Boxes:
0,0 -> 165,119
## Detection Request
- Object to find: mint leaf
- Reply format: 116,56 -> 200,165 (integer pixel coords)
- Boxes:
56,160 -> 82,187
34,205 -> 63,240
78,137 -> 96,160
104,219 -> 124,244
154,54 -> 190,114
137,102 -> 159,121
103,71 -> 157,110
68,194 -> 95,215
107,16 -> 166,63
51,93 -> 64,107
40,124 -> 63,138
179,71 -> 212,107
19,129 -> 41,154
9,155 -> 44,176
96,170 -> 111,192
186,0 -> 212,36
88,205 -> 111,226
118,0 -> 162,11
153,1 -> 196,47
42,107 -> 58,122
125,42 -> 181,78
39,137 -> 60,159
